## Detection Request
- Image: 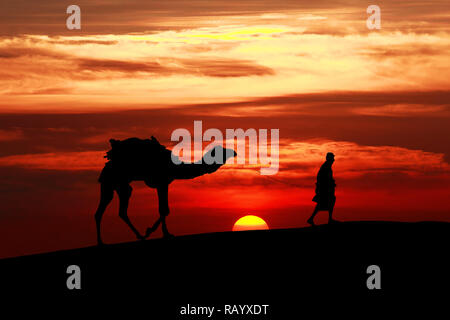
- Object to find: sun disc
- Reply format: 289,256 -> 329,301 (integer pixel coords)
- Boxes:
232,215 -> 269,231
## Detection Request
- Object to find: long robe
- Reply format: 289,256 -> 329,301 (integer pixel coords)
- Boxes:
312,161 -> 336,210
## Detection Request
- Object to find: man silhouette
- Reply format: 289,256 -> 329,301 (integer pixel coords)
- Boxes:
307,152 -> 338,226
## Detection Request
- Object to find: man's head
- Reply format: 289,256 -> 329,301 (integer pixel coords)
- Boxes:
326,152 -> 335,164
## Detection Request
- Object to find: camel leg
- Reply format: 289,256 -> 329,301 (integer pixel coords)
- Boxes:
95,183 -> 114,245
160,216 -> 172,238
144,184 -> 174,239
145,217 -> 161,238
157,184 -> 173,238
117,184 -> 144,240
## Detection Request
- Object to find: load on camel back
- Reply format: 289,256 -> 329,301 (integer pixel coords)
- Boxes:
100,136 -> 171,183
104,136 -> 170,164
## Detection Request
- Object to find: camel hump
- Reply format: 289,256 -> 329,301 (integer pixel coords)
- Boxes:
109,139 -> 119,148
104,136 -> 167,162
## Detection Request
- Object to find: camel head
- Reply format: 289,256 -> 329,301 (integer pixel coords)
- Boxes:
171,145 -> 237,180
202,145 -> 237,173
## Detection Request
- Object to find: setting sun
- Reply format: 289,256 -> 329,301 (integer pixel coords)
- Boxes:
232,215 -> 269,231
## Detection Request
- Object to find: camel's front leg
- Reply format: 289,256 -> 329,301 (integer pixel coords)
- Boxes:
94,183 -> 114,245
117,184 -> 145,240
145,217 -> 162,238
145,184 -> 173,238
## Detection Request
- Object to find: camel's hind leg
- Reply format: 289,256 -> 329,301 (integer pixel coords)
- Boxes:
95,183 -> 114,245
116,184 -> 145,240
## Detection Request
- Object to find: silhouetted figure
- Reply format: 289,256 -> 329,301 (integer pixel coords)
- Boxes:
307,152 -> 338,226
94,136 -> 236,245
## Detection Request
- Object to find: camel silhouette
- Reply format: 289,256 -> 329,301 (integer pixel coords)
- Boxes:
94,136 -> 237,245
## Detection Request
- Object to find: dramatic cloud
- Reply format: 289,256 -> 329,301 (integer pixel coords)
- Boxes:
76,57 -> 275,77
0,151 -> 104,170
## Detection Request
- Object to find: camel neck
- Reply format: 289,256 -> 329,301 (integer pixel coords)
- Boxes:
172,161 -> 220,180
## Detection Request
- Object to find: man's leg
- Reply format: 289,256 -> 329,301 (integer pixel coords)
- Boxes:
307,205 -> 319,226
328,198 -> 338,223
328,207 -> 334,222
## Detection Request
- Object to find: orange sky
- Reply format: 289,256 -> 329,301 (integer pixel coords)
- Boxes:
0,0 -> 449,258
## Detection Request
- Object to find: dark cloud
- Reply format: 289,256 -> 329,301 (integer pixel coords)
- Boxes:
75,57 -> 275,77
7,87 -> 74,95
0,46 -> 67,59
174,90 -> 450,114
0,43 -> 274,79
46,39 -> 119,45
360,45 -> 450,60
77,58 -> 167,73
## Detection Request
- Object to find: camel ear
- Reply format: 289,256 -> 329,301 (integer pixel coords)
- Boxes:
151,136 -> 160,144
109,139 -> 119,148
